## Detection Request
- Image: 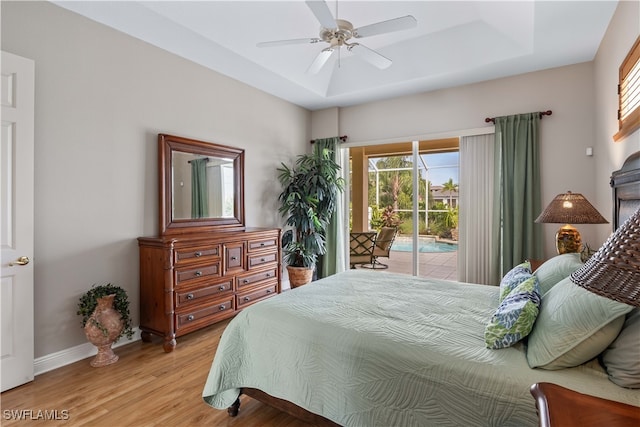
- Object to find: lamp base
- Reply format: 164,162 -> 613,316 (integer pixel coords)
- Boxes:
555,224 -> 582,254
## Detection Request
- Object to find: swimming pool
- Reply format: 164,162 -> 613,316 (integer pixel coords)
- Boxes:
391,236 -> 458,253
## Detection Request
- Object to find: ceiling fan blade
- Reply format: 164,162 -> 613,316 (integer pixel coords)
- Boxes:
348,44 -> 392,69
353,15 -> 417,38
257,38 -> 321,48
307,48 -> 335,74
305,0 -> 336,29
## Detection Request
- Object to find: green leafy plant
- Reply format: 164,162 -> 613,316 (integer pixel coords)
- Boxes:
278,148 -> 344,268
77,283 -> 134,342
370,205 -> 401,232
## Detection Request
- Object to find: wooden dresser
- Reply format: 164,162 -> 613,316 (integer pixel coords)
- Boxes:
142,134 -> 283,351
138,228 -> 281,352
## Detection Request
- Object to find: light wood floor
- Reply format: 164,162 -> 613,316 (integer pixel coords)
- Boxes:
1,320 -> 309,427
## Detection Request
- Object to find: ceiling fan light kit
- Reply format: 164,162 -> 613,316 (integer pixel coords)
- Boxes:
320,19 -> 354,46
257,0 -> 417,74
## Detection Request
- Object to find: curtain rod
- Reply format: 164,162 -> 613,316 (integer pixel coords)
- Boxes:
484,110 -> 552,124
310,135 -> 348,144
187,157 -> 210,164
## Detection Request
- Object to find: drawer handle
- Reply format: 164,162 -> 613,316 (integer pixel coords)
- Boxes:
194,271 -> 202,277
244,296 -> 251,301
231,256 -> 238,261
186,293 -> 195,300
194,251 -> 202,257
218,285 -> 226,291
266,289 -> 273,294
260,242 -> 265,247
219,305 -> 226,311
243,279 -> 249,284
187,314 -> 195,321
265,273 -> 272,277
260,258 -> 266,262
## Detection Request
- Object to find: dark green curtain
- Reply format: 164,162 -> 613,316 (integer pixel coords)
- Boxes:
314,137 -> 341,279
191,158 -> 209,219
492,113 -> 543,276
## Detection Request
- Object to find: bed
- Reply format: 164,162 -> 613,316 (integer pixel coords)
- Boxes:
202,153 -> 640,426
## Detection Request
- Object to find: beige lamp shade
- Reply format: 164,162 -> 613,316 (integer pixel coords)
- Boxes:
535,191 -> 608,254
570,207 -> 640,307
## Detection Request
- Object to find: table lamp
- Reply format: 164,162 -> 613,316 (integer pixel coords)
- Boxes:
535,191 -> 608,254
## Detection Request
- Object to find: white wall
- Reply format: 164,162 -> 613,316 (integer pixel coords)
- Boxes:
593,0 -> 640,243
339,62 -> 599,258
311,107 -> 340,141
1,1 -> 310,358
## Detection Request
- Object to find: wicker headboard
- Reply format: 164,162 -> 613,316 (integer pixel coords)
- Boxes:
611,151 -> 640,230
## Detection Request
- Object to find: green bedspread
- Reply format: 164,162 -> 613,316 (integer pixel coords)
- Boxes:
202,270 -> 639,426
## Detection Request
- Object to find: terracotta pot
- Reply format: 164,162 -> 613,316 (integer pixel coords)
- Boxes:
287,265 -> 314,288
84,294 -> 124,367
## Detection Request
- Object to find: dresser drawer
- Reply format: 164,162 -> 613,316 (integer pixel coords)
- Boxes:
175,263 -> 221,286
224,243 -> 246,273
175,297 -> 234,332
237,267 -> 278,289
248,251 -> 277,269
174,245 -> 221,265
175,279 -> 233,308
247,237 -> 278,252
237,283 -> 278,308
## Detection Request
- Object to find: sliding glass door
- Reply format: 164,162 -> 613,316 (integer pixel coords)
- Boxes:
348,141 -> 459,279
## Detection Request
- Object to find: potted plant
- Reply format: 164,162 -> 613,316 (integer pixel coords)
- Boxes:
77,283 -> 134,367
277,148 -> 344,287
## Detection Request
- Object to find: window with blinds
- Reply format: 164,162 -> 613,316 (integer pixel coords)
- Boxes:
615,36 -> 640,142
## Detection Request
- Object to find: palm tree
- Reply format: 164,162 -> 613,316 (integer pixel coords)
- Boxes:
369,156 -> 414,211
442,178 -> 458,207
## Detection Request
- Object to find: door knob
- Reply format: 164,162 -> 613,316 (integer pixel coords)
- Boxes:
9,256 -> 30,266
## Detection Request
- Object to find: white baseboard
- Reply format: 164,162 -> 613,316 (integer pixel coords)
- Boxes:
34,328 -> 141,376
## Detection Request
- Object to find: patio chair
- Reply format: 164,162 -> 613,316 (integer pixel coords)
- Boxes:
349,232 -> 377,269
362,226 -> 398,270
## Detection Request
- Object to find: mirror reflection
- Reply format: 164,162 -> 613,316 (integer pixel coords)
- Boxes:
172,150 -> 236,220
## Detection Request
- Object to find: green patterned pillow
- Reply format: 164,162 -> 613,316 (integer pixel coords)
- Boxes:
499,261 -> 532,302
485,275 -> 541,349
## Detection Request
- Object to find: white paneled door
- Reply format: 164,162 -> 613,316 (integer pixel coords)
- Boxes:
1,51 -> 35,392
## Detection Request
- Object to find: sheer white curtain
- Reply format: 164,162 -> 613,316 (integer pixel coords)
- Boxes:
458,134 -> 500,285
334,146 -> 349,273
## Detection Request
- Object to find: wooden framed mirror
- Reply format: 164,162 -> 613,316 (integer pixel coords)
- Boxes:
159,134 -> 245,235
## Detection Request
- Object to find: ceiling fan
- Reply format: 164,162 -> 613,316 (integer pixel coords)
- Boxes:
256,0 -> 417,74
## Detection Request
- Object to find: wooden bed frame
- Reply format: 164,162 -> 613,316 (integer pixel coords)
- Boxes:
226,151 -> 640,426
228,388 -> 340,426
611,151 -> 640,229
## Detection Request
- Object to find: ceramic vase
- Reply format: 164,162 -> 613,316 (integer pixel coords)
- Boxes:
84,294 -> 123,367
